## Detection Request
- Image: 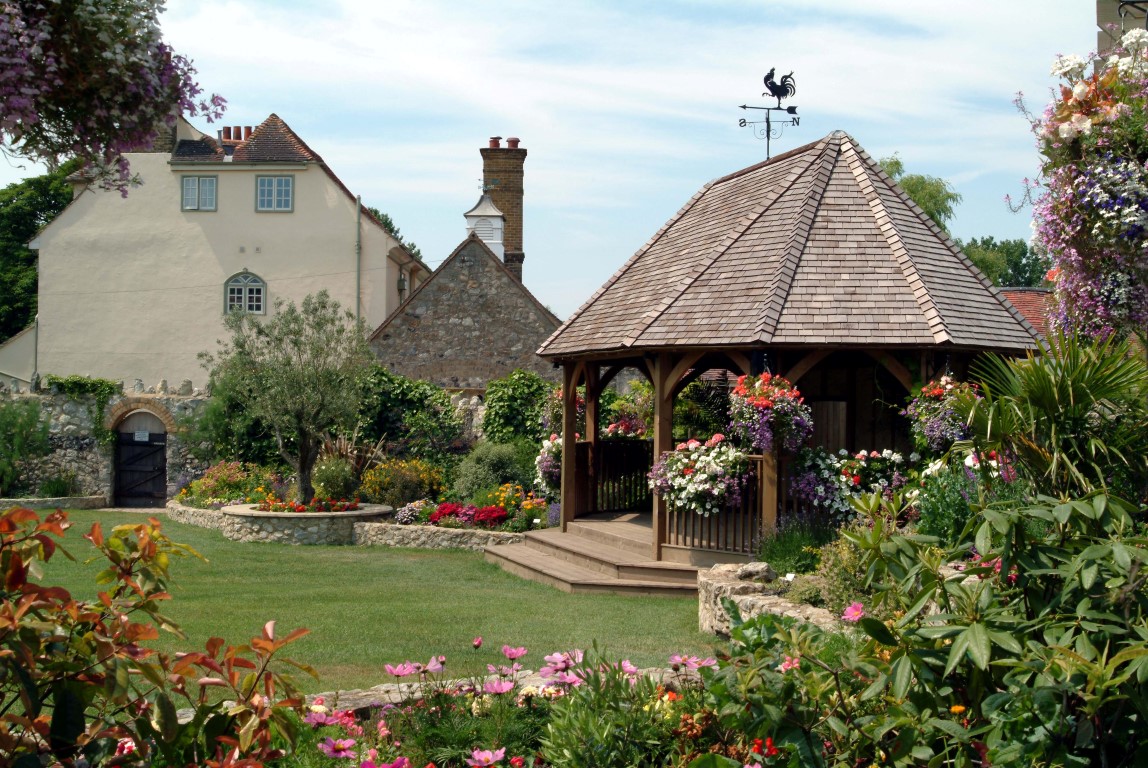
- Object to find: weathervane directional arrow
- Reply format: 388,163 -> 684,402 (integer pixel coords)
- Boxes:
738,68 -> 801,159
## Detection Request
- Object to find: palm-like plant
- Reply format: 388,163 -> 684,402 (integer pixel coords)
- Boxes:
957,333 -> 1148,500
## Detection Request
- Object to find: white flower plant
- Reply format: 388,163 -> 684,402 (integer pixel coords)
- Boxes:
647,434 -> 749,517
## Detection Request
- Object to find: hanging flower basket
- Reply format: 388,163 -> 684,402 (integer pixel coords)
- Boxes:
727,373 -> 813,454
647,434 -> 748,517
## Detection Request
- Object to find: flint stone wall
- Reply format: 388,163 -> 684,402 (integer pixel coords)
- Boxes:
3,390 -> 208,501
218,505 -> 391,545
165,503 -> 225,530
370,238 -> 560,390
353,521 -> 524,551
699,563 -> 840,636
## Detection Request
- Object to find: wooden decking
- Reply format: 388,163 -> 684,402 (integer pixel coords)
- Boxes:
484,512 -> 700,596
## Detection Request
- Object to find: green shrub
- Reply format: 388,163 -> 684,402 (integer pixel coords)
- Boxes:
674,379 -> 729,441
756,514 -> 835,574
359,458 -> 445,507
185,368 -> 280,465
0,398 -> 50,496
452,440 -> 537,501
312,457 -> 358,500
357,364 -> 465,464
482,369 -> 552,443
38,473 -> 77,497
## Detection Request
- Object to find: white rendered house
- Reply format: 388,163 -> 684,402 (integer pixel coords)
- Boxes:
4,114 -> 429,389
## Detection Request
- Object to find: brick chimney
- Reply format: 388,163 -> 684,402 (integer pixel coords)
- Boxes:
479,136 -> 527,281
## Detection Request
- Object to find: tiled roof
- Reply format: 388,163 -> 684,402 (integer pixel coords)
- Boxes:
1000,288 -> 1053,339
171,136 -> 224,162
231,114 -> 322,163
539,131 -> 1040,358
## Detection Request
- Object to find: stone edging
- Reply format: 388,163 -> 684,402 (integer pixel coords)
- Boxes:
0,495 -> 107,509
165,502 -> 226,530
353,522 -> 524,552
698,563 -> 840,636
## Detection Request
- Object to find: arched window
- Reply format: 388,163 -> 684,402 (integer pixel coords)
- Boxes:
226,272 -> 265,314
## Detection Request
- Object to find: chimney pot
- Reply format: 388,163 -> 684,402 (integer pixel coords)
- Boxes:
507,137 -> 520,149
489,136 -> 502,149
233,126 -> 241,141
244,126 -> 253,140
222,126 -> 233,141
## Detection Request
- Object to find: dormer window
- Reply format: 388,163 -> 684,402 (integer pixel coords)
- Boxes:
226,272 -> 265,313
181,176 -> 217,211
256,175 -> 293,211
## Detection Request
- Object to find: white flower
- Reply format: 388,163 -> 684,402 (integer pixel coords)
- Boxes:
1070,113 -> 1092,136
1050,53 -> 1087,79
1058,121 -> 1080,140
1072,80 -> 1089,101
1122,28 -> 1148,52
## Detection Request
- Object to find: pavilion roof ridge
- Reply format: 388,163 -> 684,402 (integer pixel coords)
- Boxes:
623,133 -> 833,348
755,136 -> 840,343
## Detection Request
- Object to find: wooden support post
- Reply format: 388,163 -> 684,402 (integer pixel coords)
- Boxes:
650,353 -> 675,560
559,362 -> 580,531
584,365 -> 600,515
760,451 -> 778,535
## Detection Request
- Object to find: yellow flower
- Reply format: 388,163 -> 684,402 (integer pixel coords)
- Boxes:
950,704 -> 967,715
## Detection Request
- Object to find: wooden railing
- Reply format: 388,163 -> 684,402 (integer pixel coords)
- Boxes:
571,439 -> 654,517
664,453 -> 791,556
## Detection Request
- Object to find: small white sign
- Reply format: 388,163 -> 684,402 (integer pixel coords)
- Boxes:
134,430 -> 149,442
784,573 -> 796,582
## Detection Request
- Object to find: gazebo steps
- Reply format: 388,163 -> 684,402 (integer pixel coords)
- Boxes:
485,544 -> 696,596
484,519 -> 699,596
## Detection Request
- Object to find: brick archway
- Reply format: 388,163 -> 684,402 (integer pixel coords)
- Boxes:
105,398 -> 178,432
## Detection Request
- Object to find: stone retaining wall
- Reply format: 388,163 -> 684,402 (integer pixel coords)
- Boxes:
219,505 -> 391,545
353,522 -> 524,552
165,503 -> 225,530
0,495 -> 107,509
698,563 -> 840,636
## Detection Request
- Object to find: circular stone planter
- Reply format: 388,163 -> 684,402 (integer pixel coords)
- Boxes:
218,504 -> 392,545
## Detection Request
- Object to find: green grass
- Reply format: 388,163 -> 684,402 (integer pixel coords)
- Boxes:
40,510 -> 716,694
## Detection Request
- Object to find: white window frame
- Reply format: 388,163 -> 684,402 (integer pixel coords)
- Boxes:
256,175 -> 293,212
181,175 -> 217,211
226,273 -> 266,314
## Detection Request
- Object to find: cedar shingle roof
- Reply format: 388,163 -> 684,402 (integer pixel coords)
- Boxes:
539,131 -> 1040,358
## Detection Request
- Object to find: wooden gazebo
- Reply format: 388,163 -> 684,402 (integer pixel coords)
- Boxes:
535,131 -> 1040,566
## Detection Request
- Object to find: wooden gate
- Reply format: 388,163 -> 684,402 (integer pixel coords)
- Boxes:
114,412 -> 167,507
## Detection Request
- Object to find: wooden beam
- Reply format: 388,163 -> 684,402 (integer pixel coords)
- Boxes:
667,350 -> 706,398
864,350 -> 913,393
783,349 -> 831,385
760,452 -> 778,535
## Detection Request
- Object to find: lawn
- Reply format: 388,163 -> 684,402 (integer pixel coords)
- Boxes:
41,509 -> 717,694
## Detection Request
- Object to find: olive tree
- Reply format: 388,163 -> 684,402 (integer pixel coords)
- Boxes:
201,291 -> 372,503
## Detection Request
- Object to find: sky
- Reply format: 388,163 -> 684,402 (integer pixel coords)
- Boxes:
0,1 -> 1101,319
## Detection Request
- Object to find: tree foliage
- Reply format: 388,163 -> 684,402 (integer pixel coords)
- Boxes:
357,363 -> 465,463
482,369 -> 552,444
0,2 -> 224,192
879,153 -> 962,232
200,291 -> 373,503
0,158 -> 78,341
0,398 -> 49,495
366,205 -> 422,260
956,236 -> 1049,288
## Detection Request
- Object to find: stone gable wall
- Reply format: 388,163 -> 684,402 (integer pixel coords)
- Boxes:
370,241 -> 560,390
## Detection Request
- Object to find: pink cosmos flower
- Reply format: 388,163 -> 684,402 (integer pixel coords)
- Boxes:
465,747 -> 506,767
484,679 -> 515,695
842,602 -> 865,623
777,655 -> 801,673
385,662 -> 418,678
319,737 -> 357,758
502,644 -> 528,660
620,659 -> 639,675
305,710 -> 334,727
473,636 -> 483,649
425,655 -> 445,673
669,654 -> 717,671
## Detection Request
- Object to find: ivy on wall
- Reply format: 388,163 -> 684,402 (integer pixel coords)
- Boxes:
43,374 -> 122,446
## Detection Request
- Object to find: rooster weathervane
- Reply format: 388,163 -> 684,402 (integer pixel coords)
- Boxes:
739,68 -> 800,159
